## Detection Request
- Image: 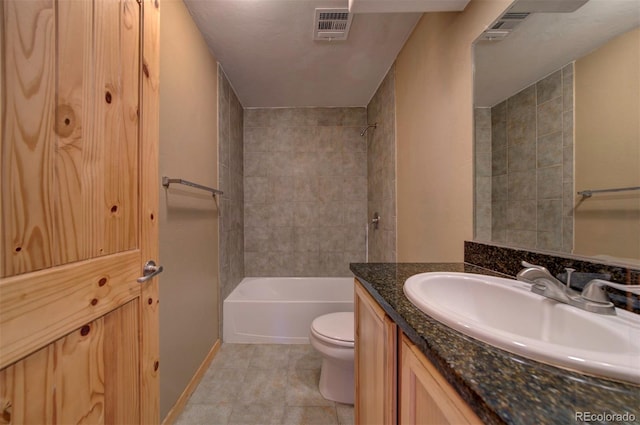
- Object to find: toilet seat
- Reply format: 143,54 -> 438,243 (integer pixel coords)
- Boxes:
310,312 -> 354,348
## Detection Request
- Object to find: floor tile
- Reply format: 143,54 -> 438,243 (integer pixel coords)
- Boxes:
175,344 -> 354,425
210,344 -> 255,369
237,368 -> 287,404
286,368 -> 334,407
288,344 -> 323,370
336,404 -> 355,425
282,406 -> 339,425
249,344 -> 291,369
174,403 -> 232,425
227,403 -> 285,425
190,368 -> 247,404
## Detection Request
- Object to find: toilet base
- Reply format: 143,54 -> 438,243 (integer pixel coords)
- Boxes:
318,357 -> 354,405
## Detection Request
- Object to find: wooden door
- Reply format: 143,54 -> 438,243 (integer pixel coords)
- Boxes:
0,0 -> 160,423
354,279 -> 397,425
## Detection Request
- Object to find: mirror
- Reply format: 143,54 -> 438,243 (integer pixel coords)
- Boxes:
473,0 -> 640,265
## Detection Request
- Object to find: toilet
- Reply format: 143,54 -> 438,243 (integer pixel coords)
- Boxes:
309,312 -> 355,405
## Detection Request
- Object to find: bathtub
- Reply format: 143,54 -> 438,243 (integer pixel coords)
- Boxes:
223,277 -> 354,344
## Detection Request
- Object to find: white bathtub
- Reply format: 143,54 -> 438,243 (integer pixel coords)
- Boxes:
223,277 -> 355,344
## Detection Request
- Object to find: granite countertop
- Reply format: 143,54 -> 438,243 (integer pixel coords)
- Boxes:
350,263 -> 640,425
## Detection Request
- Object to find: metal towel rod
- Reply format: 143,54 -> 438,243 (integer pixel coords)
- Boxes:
578,186 -> 640,198
162,176 -> 223,197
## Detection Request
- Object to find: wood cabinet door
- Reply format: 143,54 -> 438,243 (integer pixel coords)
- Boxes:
399,334 -> 482,425
354,279 -> 397,425
0,0 -> 160,423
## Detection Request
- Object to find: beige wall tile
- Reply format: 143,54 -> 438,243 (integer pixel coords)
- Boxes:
537,132 -> 563,168
537,166 -> 563,199
244,107 -> 366,276
537,70 -> 562,104
507,85 -> 536,146
479,62 -> 574,252
537,96 -> 563,136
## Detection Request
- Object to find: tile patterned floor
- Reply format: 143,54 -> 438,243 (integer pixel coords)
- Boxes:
175,344 -> 354,425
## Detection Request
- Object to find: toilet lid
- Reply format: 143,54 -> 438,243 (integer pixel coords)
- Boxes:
311,312 -> 354,344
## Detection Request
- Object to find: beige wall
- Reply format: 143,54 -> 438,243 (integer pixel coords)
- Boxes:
574,28 -> 640,260
159,0 -> 220,419
395,0 -> 512,262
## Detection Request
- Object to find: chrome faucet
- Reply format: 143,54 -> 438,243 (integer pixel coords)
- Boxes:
516,261 -> 624,315
516,261 -> 579,304
581,279 -> 640,303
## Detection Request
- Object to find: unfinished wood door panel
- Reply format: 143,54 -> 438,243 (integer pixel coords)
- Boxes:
104,300 -> 140,425
55,0 -> 96,266
0,0 -> 57,276
399,334 -> 482,425
1,0 -> 139,278
0,251 -> 139,367
0,0 -> 160,422
0,300 -> 140,425
0,341 -> 56,425
95,0 -> 140,257
354,279 -> 397,425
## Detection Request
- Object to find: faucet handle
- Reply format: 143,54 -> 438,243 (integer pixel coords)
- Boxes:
563,268 -> 575,288
582,279 -> 640,304
521,261 -> 550,274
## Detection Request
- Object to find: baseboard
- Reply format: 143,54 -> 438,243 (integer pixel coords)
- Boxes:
161,339 -> 221,425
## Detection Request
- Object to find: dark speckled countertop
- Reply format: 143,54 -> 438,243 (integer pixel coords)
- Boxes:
350,263 -> 640,425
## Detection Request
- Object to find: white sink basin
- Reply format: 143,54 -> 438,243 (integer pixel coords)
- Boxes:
403,272 -> 640,384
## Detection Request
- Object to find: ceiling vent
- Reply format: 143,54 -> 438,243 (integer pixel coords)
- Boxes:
478,29 -> 511,41
480,11 -> 530,41
479,0 -> 589,42
492,12 -> 531,30
313,8 -> 353,41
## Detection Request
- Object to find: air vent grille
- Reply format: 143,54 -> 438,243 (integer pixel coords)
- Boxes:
483,10 -> 531,41
502,12 -> 530,20
314,8 -> 353,41
319,12 -> 349,21
318,20 -> 348,31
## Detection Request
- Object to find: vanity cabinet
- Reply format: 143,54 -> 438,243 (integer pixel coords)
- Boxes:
354,279 -> 397,425
399,334 -> 482,425
354,278 -> 481,425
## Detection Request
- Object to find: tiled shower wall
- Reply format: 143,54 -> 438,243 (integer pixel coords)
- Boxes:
367,65 -> 397,262
478,64 -> 574,252
218,66 -> 245,301
474,107 -> 492,241
243,108 -> 368,277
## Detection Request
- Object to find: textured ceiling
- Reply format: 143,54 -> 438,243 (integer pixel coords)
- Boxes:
184,0 -> 422,107
183,0 -> 638,109
474,0 -> 640,107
